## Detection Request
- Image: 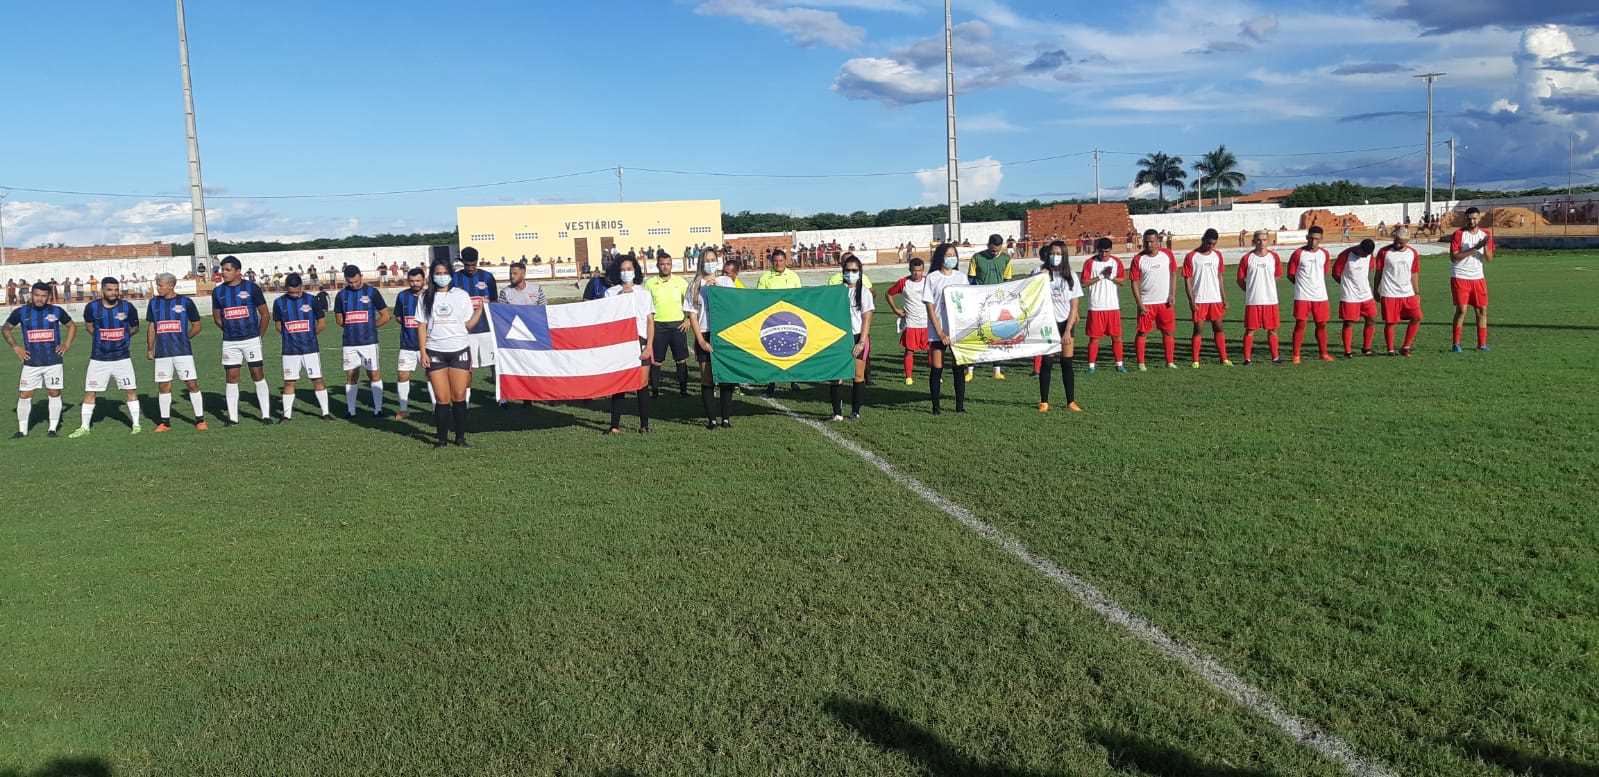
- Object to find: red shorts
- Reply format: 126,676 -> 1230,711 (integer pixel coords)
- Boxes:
1244,304 -> 1280,330
1451,278 -> 1488,308
1339,299 -> 1378,322
1086,309 -> 1123,338
1136,303 -> 1176,334
1293,300 -> 1330,323
1381,295 -> 1423,323
1191,302 -> 1226,323
900,327 -> 930,352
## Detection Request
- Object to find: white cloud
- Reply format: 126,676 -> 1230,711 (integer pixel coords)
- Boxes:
695,0 -> 865,49
0,197 -> 427,250
915,156 -> 1003,204
834,56 -> 944,104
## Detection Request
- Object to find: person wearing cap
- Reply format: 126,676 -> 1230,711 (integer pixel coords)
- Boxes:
272,274 -> 333,421
969,233 -> 1015,380
144,272 -> 207,431
334,264 -> 391,417
453,247 -> 498,404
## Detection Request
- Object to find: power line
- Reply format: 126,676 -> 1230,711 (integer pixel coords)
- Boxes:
0,168 -> 617,201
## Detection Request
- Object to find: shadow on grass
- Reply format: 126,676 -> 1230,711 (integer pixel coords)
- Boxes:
0,756 -> 113,777
825,696 -> 1062,776
1091,729 -> 1277,777
1454,740 -> 1599,777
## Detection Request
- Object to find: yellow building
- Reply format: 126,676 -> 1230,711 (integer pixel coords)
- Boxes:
456,199 -> 722,273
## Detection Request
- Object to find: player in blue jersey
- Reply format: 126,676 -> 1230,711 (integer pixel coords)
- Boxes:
392,268 -> 428,420
272,273 -> 332,421
334,264 -> 391,417
3,282 -> 78,437
453,247 -> 497,404
145,272 -> 207,432
70,277 -> 142,437
210,256 -> 272,425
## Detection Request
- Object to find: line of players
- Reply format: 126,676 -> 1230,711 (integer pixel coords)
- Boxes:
3,251 -> 501,438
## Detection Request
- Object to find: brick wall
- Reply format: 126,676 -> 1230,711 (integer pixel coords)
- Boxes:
1298,210 -> 1368,231
1024,204 -> 1135,242
725,234 -> 792,263
4,243 -> 174,265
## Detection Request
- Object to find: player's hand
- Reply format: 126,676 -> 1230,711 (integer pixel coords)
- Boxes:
678,319 -> 692,333
696,338 -> 712,353
419,351 -> 431,370
146,348 -> 155,361
12,345 -> 26,361
640,347 -> 652,364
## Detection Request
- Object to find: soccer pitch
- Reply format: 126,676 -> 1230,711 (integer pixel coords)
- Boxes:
4,251 -> 1596,776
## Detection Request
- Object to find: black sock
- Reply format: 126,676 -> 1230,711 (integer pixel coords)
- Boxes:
637,390 -> 651,428
1063,355 -> 1076,402
649,366 -> 661,396
675,363 -> 688,394
930,366 -> 943,410
1039,357 -> 1053,403
434,403 -> 452,443
830,383 -> 842,416
718,384 -> 733,421
701,384 -> 714,421
609,392 -> 624,428
952,361 -> 966,410
451,400 -> 468,440
851,381 -> 862,415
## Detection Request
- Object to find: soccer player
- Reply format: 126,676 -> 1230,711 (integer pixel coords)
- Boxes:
968,234 -> 1014,379
1080,237 -> 1126,374
211,256 -> 271,424
1373,227 -> 1423,356
1236,230 -> 1283,365
1332,239 -> 1379,357
885,258 -> 928,385
923,243 -> 969,414
418,259 -> 483,447
145,272 -> 206,431
1129,229 -> 1178,370
1183,229 -> 1232,367
1449,206 -> 1495,352
334,264 -> 391,417
1037,241 -> 1083,413
71,277 -> 142,437
685,251 -> 738,430
394,268 -> 427,419
4,282 -> 76,437
756,249 -> 803,397
604,256 -> 656,434
272,273 -> 332,421
643,251 -> 690,398
453,247 -> 498,404
1286,226 -> 1334,363
831,255 -> 873,421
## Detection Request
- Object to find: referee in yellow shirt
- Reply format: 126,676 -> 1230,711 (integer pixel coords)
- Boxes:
756,249 -> 804,396
644,251 -> 691,397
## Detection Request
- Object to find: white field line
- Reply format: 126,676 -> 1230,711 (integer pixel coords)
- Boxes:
762,397 -> 1399,777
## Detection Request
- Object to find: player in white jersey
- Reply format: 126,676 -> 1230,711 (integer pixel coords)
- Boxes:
1448,206 -> 1495,352
685,249 -> 740,430
1373,227 -> 1423,356
1079,237 -> 1127,373
1286,226 -> 1334,363
886,259 -> 928,385
1182,229 -> 1233,367
1235,230 -> 1283,365
922,243 -> 970,414
1035,241 -> 1083,413
1332,239 -> 1379,357
1129,229 -> 1178,370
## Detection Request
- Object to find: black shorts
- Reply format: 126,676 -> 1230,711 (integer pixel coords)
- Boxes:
1056,320 -> 1070,336
425,348 -> 472,374
653,322 -> 689,362
694,337 -> 712,363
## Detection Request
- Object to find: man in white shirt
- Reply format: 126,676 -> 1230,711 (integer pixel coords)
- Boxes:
1129,229 -> 1178,370
1448,206 -> 1495,352
1373,227 -> 1423,356
1287,226 -> 1334,363
886,259 -> 928,385
1332,239 -> 1379,357
1079,237 -> 1127,373
1235,231 -> 1283,365
1182,229 -> 1232,367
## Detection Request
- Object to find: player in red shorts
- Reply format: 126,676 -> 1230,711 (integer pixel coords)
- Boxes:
1182,228 -> 1231,366
1079,237 -> 1126,373
885,258 -> 929,384
1372,227 -> 1423,356
1235,230 -> 1283,365
1286,226 -> 1334,363
1332,239 -> 1379,357
1129,229 -> 1178,370
1448,206 -> 1494,352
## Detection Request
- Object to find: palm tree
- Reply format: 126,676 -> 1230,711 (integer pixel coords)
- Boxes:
1135,152 -> 1187,209
1192,145 -> 1246,207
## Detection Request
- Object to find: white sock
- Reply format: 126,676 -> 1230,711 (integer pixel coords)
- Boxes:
345,384 -> 357,415
464,387 -> 472,404
189,391 -> 204,421
1115,360 -> 1124,367
17,398 -> 30,434
370,380 -> 384,414
315,389 -> 330,415
1088,362 -> 1097,369
994,366 -> 1003,376
226,382 -> 240,422
253,380 -> 271,419
397,381 -> 410,411
127,400 -> 141,428
281,394 -> 294,419
81,402 -> 94,429
427,382 -> 437,408
47,395 -> 62,431
158,392 -> 173,421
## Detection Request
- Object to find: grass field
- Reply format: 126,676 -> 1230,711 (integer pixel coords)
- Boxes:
4,250 -> 1596,777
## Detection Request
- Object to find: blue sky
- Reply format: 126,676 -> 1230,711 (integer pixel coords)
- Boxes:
1,0 -> 1596,247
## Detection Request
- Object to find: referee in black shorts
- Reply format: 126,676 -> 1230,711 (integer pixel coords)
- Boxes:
643,251 -> 691,397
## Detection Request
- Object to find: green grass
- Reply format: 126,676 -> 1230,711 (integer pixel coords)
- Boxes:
4,250 -> 1596,776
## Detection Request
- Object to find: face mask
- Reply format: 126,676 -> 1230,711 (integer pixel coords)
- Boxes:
432,274 -> 451,287
704,261 -> 723,275
844,271 -> 860,284
621,271 -> 637,284
1050,253 -> 1064,265
945,258 -> 958,271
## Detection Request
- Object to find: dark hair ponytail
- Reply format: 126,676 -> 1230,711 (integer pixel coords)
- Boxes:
423,259 -> 452,320
1042,240 -> 1075,288
841,254 -> 864,313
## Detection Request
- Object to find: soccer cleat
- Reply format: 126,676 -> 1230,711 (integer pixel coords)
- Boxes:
1478,345 -> 1491,352
1451,344 -> 1463,353
1086,366 -> 1097,375
1222,360 -> 1235,367
1138,363 -> 1148,372
454,438 -> 472,447
904,377 -> 914,386
433,441 -> 448,449
195,421 -> 209,431
222,418 -> 239,427
705,420 -> 718,431
1067,401 -> 1084,412
639,425 -> 652,434
848,412 -> 860,421
1192,362 -> 1201,368
129,423 -> 142,435
963,371 -> 973,383
1271,357 -> 1283,365
276,416 -> 292,424
1400,347 -> 1412,358
47,430 -> 58,438
829,414 -> 844,422
1361,349 -> 1375,356
1116,365 -> 1128,374
154,423 -> 171,433
393,411 -> 407,421
1167,362 -> 1178,369
993,370 -> 1006,380
1319,355 -> 1336,362
1343,352 -> 1355,359
719,418 -> 732,429
320,414 -> 334,421
605,427 -> 623,436
68,427 -> 90,439
10,432 -> 23,439
1038,402 -> 1050,413
1243,360 -> 1253,367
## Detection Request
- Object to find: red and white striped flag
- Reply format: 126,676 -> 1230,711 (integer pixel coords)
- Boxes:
487,296 -> 647,401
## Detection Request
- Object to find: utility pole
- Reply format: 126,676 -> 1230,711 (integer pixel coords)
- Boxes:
176,0 -> 211,271
0,191 -> 8,268
1197,176 -> 1205,214
1092,149 -> 1101,204
942,0 -> 961,244
1415,72 -> 1445,220
1447,138 -> 1456,207
616,166 -> 624,202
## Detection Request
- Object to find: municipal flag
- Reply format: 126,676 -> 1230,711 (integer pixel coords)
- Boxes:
704,285 -> 854,384
488,297 -> 647,401
944,274 -> 1060,365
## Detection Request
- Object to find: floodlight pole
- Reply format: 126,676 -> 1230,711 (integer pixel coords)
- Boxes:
1415,72 -> 1444,220
617,166 -> 624,202
1447,138 -> 1456,207
177,0 -> 211,269
0,191 -> 8,268
943,0 -> 961,244
1092,149 -> 1101,204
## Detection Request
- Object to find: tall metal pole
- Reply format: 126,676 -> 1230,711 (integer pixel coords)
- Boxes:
1092,149 -> 1101,204
942,0 -> 961,244
0,191 -> 8,268
617,166 -> 624,202
1415,72 -> 1444,220
177,0 -> 211,270
1197,176 -> 1204,213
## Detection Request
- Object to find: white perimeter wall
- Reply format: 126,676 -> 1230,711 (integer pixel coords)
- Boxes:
2,246 -> 438,287
731,220 -> 1024,252
1132,192 -> 1599,237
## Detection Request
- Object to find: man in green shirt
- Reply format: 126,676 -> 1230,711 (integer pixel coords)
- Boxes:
644,252 -> 691,397
756,249 -> 802,290
968,233 -> 1015,379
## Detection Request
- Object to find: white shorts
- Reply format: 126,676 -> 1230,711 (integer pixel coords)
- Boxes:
154,355 -> 198,383
342,344 -> 380,372
221,337 -> 264,367
19,364 -> 65,392
282,353 -> 324,381
468,331 -> 496,367
86,359 -> 138,392
397,349 -> 420,373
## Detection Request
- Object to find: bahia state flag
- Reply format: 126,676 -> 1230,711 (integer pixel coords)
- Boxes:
944,274 -> 1060,365
488,297 -> 647,401
704,285 -> 855,384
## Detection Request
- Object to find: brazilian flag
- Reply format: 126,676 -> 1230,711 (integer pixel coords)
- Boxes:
704,285 -> 855,384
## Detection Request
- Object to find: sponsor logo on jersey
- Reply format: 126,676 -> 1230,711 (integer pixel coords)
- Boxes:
224,305 -> 251,320
114,311 -> 127,321
155,320 -> 184,334
403,316 -> 418,328
343,310 -> 370,325
285,320 -> 312,334
26,329 -> 55,343
98,328 -> 126,341
45,314 -> 58,323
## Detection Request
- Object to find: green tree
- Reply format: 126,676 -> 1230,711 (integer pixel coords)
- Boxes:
1134,152 -> 1187,208
1192,145 -> 1246,205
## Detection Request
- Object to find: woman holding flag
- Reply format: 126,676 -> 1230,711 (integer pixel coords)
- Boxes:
829,254 -> 874,421
416,258 -> 483,448
603,256 -> 656,434
923,242 -> 968,415
1036,240 -> 1083,413
685,249 -> 739,430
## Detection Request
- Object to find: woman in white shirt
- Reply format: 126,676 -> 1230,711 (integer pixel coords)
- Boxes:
829,254 -> 874,421
685,249 -> 741,430
603,256 -> 656,434
1035,241 -> 1083,413
922,242 -> 969,414
416,258 -> 483,448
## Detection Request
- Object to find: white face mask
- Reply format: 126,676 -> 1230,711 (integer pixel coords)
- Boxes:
703,261 -> 723,275
843,271 -> 860,284
621,270 -> 637,284
432,274 -> 451,287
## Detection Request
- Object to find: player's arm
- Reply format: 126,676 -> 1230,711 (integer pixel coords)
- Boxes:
1166,254 -> 1177,306
186,301 -> 203,340
127,306 -> 140,336
145,309 -> 156,359
1236,255 -> 1249,290
1332,251 -> 1347,282
314,302 -> 328,335
251,285 -> 269,337
641,312 -> 656,363
688,311 -> 710,351
415,316 -> 430,369
1370,252 -> 1386,301
1410,257 -> 1421,297
1129,261 -> 1145,313
333,292 -> 346,327
1483,231 -> 1496,262
1109,259 -> 1126,286
374,293 -> 391,328
885,279 -> 907,318
1287,251 -> 1301,285
1,317 -> 22,360
465,302 -> 484,331
1449,231 -> 1466,263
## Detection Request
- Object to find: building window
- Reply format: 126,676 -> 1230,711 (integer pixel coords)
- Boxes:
618,229 -> 630,237
647,227 -> 671,236
689,226 -> 713,234
514,231 -> 538,240
557,231 -> 569,239
469,233 -> 495,242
